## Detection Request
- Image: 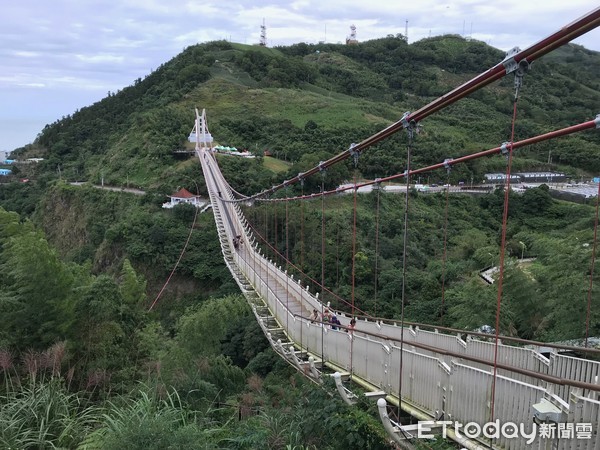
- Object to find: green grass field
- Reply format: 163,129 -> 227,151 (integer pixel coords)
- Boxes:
263,156 -> 291,173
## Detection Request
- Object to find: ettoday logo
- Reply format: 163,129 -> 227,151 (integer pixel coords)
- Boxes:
417,420 -> 593,444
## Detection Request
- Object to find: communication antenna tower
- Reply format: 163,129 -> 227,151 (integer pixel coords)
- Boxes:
346,24 -> 358,45
259,19 -> 267,47
405,20 -> 408,42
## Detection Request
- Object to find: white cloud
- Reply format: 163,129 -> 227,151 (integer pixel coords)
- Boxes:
76,54 -> 125,64
17,82 -> 45,88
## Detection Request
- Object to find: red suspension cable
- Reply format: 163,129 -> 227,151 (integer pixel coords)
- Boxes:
286,196 -> 290,331
490,91 -> 521,424
374,186 -> 381,317
585,181 -> 600,347
440,170 -> 451,325
352,175 -> 358,319
244,119 -> 598,205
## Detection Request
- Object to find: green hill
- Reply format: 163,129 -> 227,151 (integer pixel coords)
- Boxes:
13,35 -> 600,193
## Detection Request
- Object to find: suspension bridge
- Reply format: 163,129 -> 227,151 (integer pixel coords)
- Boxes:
188,7 -> 600,449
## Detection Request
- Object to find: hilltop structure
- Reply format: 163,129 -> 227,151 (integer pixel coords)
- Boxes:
346,24 -> 358,45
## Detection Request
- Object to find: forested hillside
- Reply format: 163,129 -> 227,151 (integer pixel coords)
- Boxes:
1,34 -> 599,448
16,34 -> 600,188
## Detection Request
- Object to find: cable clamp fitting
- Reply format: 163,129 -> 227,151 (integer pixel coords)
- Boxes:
401,111 -> 421,139
443,158 -> 453,172
514,59 -> 531,92
348,143 -> 360,167
400,111 -> 412,128
595,114 -> 600,129
502,47 -> 522,74
373,178 -> 382,190
500,142 -> 511,158
318,161 -> 327,175
298,172 -> 305,186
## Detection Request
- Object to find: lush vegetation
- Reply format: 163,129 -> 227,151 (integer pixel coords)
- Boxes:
245,183 -> 599,341
1,32 -> 599,448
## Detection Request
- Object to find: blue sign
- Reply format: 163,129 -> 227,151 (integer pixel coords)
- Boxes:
594,177 -> 600,183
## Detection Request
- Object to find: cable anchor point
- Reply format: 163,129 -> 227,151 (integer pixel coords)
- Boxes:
318,161 -> 327,173
298,172 -> 305,187
443,158 -> 453,173
347,142 -> 360,168
502,46 -> 531,97
500,141 -> 512,159
502,46 -> 521,74
401,112 -> 420,140
513,59 -> 530,94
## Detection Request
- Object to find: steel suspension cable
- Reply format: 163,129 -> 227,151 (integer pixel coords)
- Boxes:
274,205 -> 278,265
298,192 -> 304,353
300,183 -> 305,284
374,185 -> 381,317
440,170 -> 451,325
350,173 -> 359,379
585,181 -> 600,347
321,176 -> 326,365
265,204 -> 270,311
286,192 -> 290,332
352,174 -> 358,320
490,75 -> 523,424
240,119 -> 599,206
149,181 -> 200,311
336,223 -> 340,292
398,125 -> 415,420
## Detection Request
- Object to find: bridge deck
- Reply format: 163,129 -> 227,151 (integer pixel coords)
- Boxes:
199,148 -> 600,449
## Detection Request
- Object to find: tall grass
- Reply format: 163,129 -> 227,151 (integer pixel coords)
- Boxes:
0,378 -> 101,449
80,385 -> 220,450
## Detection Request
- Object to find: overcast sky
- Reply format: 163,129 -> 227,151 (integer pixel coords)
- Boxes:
1,1 -> 598,152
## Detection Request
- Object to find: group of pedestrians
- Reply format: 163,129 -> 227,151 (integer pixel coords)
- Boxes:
233,234 -> 242,250
309,308 -> 356,333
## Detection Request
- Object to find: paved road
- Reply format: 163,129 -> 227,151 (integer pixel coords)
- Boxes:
69,182 -> 145,195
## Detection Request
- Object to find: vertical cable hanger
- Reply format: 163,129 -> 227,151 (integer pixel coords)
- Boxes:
374,179 -> 381,318
349,143 -> 360,378
440,160 -> 452,325
300,176 -> 305,286
320,167 -> 326,366
490,52 -> 530,426
285,188 -> 290,333
274,202 -> 278,266
585,181 -> 600,348
398,113 -> 418,420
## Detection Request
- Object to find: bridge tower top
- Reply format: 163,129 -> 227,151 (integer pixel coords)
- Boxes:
189,108 -> 213,150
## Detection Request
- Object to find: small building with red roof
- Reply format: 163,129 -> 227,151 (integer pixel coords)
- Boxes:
162,188 -> 207,209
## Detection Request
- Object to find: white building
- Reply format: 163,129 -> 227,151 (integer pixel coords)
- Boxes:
162,188 -> 207,209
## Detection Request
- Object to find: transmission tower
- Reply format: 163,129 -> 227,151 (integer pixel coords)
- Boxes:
259,19 -> 267,47
346,24 -> 358,45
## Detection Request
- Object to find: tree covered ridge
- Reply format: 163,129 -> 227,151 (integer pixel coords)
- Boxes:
16,34 -> 600,189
